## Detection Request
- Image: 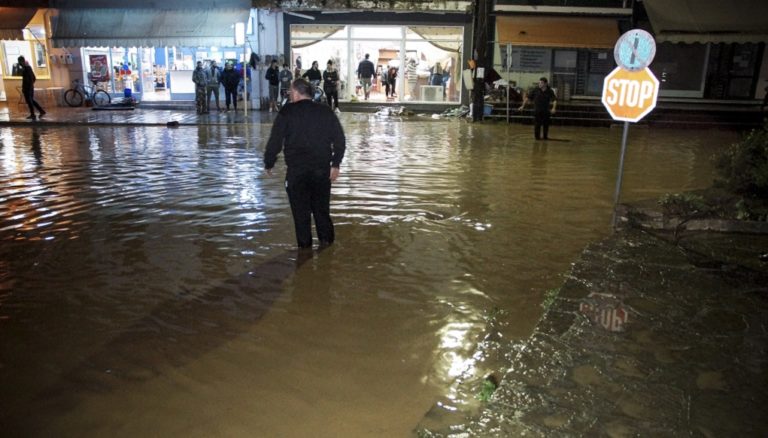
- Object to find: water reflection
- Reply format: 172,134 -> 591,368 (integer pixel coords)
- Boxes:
31,129 -> 42,166
0,122 -> 737,436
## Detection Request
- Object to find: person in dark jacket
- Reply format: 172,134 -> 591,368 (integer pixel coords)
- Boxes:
264,78 -> 346,249
519,77 -> 557,140
192,61 -> 207,114
19,56 -> 45,120
205,60 -> 222,111
265,59 -> 280,113
301,61 -> 322,83
323,60 -> 340,111
357,53 -> 376,100
220,62 -> 240,112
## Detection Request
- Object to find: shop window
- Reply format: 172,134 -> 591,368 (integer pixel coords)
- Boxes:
2,40 -> 49,79
650,42 -> 708,97
290,24 -> 463,103
726,43 -> 761,99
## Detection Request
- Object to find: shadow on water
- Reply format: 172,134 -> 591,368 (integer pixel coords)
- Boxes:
2,247 -> 319,434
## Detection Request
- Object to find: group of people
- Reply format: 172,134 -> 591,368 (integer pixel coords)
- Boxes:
266,58 -> 342,112
192,60 -> 243,114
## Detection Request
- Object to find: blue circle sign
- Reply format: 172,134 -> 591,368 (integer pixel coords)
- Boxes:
614,29 -> 656,72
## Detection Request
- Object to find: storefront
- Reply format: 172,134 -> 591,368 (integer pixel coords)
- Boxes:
490,2 -> 767,103
285,12 -> 472,105
50,1 -> 252,102
642,0 -> 767,101
0,8 -> 51,103
493,15 -> 625,100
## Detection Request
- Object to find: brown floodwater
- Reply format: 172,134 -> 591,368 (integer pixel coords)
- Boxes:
0,118 -> 737,436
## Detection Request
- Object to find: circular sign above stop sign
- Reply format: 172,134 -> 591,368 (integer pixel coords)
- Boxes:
601,66 -> 660,123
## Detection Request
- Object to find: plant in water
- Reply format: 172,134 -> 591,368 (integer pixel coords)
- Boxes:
541,287 -> 560,310
658,192 -> 713,242
477,375 -> 499,402
714,127 -> 768,220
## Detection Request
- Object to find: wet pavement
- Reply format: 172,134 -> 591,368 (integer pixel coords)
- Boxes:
419,228 -> 768,437
0,102 -> 276,126
2,101 -> 762,436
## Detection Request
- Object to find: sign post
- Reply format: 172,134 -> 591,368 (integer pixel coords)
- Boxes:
603,29 -> 659,227
235,22 -> 247,118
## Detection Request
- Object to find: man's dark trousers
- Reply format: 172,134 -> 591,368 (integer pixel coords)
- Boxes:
23,88 -> 44,117
534,111 -> 551,140
286,167 -> 334,248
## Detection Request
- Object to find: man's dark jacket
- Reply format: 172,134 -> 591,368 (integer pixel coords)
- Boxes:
264,100 -> 346,172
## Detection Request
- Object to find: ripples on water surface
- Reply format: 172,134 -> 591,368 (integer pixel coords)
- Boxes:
0,119 -> 735,435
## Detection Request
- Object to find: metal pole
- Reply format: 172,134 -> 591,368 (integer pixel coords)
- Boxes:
611,121 -> 630,227
243,37 -> 248,118
506,44 -> 510,123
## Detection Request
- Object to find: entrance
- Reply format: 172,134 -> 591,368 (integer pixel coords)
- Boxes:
138,48 -> 170,102
290,24 -> 463,104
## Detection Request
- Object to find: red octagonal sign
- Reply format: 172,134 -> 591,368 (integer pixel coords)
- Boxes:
601,66 -> 660,123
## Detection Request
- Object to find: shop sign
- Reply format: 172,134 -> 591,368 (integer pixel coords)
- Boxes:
579,292 -> 629,332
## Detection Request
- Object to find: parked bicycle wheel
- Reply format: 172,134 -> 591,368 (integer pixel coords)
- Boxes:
64,89 -> 84,107
92,90 -> 111,107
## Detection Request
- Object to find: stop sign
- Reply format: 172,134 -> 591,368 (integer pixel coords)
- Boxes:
601,66 -> 659,123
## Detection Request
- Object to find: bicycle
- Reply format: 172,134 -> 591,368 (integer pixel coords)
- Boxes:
64,78 -> 111,108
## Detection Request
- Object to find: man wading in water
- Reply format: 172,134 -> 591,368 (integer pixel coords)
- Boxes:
264,79 -> 346,249
519,77 -> 557,140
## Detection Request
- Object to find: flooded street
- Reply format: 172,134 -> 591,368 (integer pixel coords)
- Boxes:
0,118 -> 736,436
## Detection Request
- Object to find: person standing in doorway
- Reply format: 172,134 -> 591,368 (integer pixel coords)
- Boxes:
192,61 -> 207,114
405,58 -> 418,99
265,59 -> 280,113
386,65 -> 398,99
323,60 -> 340,111
264,79 -> 346,250
221,62 -> 240,112
19,56 -> 45,120
205,60 -> 222,111
294,55 -> 303,78
357,54 -> 375,100
278,63 -> 293,105
301,61 -> 322,83
519,77 -> 557,140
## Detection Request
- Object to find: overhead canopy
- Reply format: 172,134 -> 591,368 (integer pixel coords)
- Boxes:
52,7 -> 251,48
496,16 -> 619,49
643,0 -> 768,43
0,7 -> 37,41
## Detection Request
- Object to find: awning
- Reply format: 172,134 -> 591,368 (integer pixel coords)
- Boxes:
0,7 -> 37,41
643,0 -> 768,43
52,7 -> 251,48
496,16 -> 619,49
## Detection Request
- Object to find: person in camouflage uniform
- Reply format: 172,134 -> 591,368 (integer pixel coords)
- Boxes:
192,61 -> 207,114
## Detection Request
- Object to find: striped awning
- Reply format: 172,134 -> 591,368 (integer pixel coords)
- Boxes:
643,0 -> 768,43
52,5 -> 250,48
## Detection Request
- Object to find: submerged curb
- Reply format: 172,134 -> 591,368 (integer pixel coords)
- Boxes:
420,228 -> 768,436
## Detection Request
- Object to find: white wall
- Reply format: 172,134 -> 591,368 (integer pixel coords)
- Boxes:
249,9 -> 284,109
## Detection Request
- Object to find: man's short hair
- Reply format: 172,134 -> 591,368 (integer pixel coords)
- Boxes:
17,55 -> 25,63
283,63 -> 288,68
539,77 -> 548,83
365,54 -> 370,59
291,78 -> 313,98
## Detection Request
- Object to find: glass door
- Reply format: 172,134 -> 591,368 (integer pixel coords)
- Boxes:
138,48 -> 170,101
